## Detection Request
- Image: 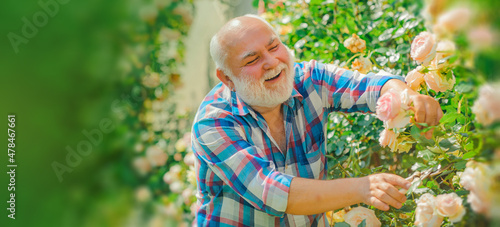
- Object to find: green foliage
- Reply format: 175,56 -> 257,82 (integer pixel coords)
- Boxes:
113,0 -> 197,225
262,0 -> 500,226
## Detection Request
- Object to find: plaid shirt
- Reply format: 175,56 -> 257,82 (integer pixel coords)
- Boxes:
191,60 -> 403,226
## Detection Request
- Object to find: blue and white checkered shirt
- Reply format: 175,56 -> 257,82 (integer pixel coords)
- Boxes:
191,60 -> 403,226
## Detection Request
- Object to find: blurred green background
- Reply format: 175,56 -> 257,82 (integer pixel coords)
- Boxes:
0,0 -> 132,226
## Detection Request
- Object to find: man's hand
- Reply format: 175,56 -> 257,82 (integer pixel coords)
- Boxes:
359,173 -> 410,211
409,92 -> 443,139
381,79 -> 443,139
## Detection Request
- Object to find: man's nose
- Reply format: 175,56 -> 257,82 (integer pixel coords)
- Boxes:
262,52 -> 279,70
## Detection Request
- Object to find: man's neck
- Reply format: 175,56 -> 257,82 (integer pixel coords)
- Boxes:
252,104 -> 283,122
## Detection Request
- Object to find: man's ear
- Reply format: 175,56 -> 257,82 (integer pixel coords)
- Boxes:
216,69 -> 234,90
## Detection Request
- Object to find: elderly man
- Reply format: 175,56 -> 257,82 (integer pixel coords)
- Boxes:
191,15 -> 442,226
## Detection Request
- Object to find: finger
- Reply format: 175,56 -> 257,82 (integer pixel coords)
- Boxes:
381,183 -> 407,204
425,102 -> 438,126
383,174 -> 411,190
375,189 -> 403,209
425,128 -> 433,140
369,197 -> 389,211
413,99 -> 426,125
437,106 -> 444,123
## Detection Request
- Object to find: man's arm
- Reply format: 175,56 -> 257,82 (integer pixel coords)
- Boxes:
381,79 -> 443,138
285,173 -> 410,215
295,60 -> 406,114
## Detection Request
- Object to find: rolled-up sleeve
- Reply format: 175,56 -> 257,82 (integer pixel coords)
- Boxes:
192,116 -> 294,217
296,60 -> 404,113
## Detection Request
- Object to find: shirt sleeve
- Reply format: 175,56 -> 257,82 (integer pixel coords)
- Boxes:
296,60 -> 404,113
192,116 -> 294,217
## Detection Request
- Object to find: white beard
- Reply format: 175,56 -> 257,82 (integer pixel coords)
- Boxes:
231,49 -> 295,108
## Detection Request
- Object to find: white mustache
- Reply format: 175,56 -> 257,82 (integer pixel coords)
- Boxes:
263,63 -> 286,81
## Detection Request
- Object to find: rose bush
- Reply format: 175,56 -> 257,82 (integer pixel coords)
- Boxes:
261,0 -> 500,226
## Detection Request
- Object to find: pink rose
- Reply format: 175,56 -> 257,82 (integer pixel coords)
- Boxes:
435,193 -> 466,223
437,7 -> 472,33
376,90 -> 401,121
406,68 -> 425,91
344,207 -> 381,227
411,32 -> 437,65
377,89 -> 412,129
472,84 -> 500,125
424,71 -> 455,93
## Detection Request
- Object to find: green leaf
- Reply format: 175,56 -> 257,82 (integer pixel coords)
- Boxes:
410,125 -> 421,139
455,190 -> 469,196
439,139 -> 454,149
378,28 -> 395,41
358,219 -> 367,227
440,112 -> 460,124
455,82 -> 474,93
396,44 -> 410,54
462,151 -> 478,159
393,27 -> 406,39
417,149 -> 435,160
335,222 -> 350,227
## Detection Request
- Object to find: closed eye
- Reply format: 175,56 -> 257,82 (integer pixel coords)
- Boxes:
246,57 -> 259,65
270,44 -> 279,51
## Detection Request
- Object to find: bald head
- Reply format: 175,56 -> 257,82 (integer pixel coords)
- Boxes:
210,15 -> 278,76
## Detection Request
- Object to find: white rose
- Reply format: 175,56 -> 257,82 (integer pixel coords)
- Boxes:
135,186 -> 151,203
163,164 -> 182,184
405,68 -> 425,91
436,40 -> 456,59
133,157 -> 151,175
169,181 -> 184,193
468,25 -> 496,51
146,145 -> 168,167
415,193 -> 443,227
436,7 -> 472,33
435,193 -> 466,223
344,207 -> 381,227
472,84 -> 500,125
184,152 -> 196,166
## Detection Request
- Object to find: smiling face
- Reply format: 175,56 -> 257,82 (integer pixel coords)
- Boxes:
216,16 -> 295,109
